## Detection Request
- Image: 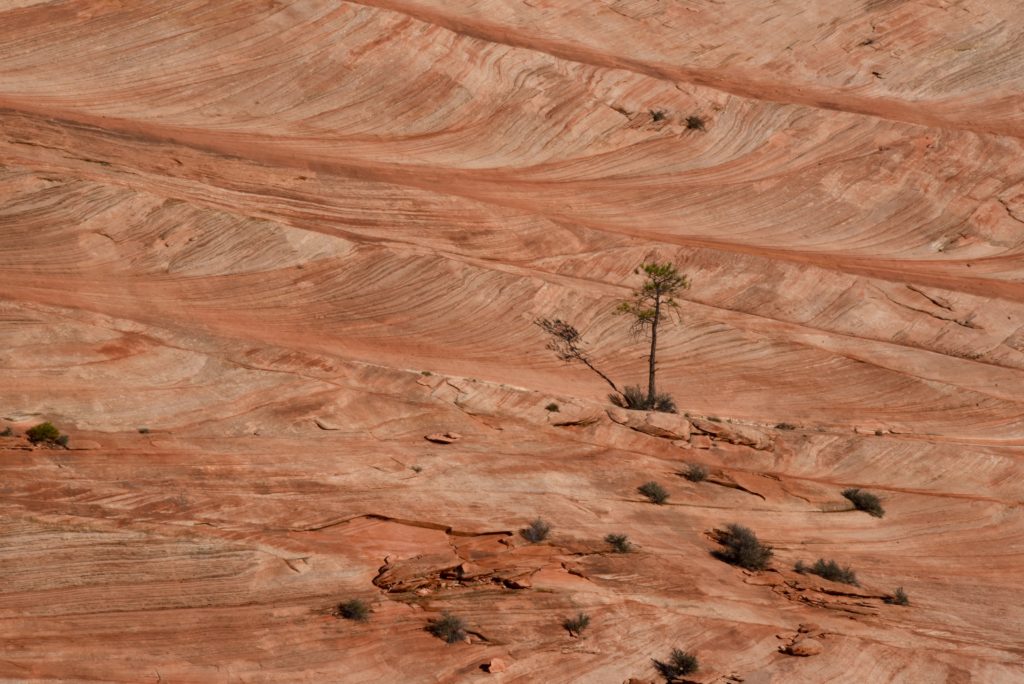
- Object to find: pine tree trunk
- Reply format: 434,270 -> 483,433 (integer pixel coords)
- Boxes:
647,293 -> 660,406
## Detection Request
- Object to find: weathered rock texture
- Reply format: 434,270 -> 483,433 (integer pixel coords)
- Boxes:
1,1 -> 1023,682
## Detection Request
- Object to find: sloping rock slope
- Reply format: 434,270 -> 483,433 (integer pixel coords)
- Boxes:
1,1 -> 1023,682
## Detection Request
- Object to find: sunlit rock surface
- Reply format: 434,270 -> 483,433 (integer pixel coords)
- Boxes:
2,1 -> 1023,682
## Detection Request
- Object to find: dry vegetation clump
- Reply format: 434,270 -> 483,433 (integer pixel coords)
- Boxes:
842,488 -> 885,517
520,518 -> 551,543
653,648 -> 699,681
427,612 -> 467,643
638,481 -> 670,504
886,586 -> 910,606
682,463 -> 708,482
26,422 -> 62,445
605,533 -> 633,553
714,524 -> 773,570
337,599 -> 371,622
562,612 -> 590,637
795,558 -> 859,586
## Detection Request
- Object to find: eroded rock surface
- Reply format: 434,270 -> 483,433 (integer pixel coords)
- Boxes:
1,1 -> 1023,683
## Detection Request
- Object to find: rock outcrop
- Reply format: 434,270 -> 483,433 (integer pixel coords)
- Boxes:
0,1 -> 1022,682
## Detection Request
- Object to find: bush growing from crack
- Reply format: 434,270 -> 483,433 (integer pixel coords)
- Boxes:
337,599 -> 371,622
638,481 -> 669,505
521,518 -> 551,543
685,115 -> 706,131
545,402 -> 560,412
714,523 -> 773,570
653,648 -> 699,681
605,533 -> 632,553
842,488 -> 885,518
427,612 -> 467,643
26,422 -> 61,445
682,463 -> 708,482
610,385 -> 677,413
795,558 -> 858,586
886,586 -> 910,606
562,612 -> 590,637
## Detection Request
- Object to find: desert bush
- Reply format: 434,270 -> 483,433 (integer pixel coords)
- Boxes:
610,385 -> 677,413
653,648 -> 699,681
427,612 -> 467,643
56,434 -> 69,447
545,402 -> 560,412
138,427 -> 150,434
685,115 -> 706,131
0,427 -> 12,437
605,533 -> 633,553
420,370 -> 432,376
650,109 -> 667,122
842,488 -> 885,518
886,586 -> 910,606
521,518 -> 551,543
562,612 -> 590,636
682,463 -> 708,482
26,422 -> 60,444
774,422 -> 797,430
714,523 -> 773,570
796,558 -> 858,586
638,481 -> 669,505
337,599 -> 371,622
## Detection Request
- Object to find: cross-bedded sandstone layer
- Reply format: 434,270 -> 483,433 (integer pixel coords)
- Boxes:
2,1 -> 1023,682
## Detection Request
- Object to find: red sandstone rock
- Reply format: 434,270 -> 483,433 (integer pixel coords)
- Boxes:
784,638 -> 825,657
0,2 -> 1022,683
485,657 -> 508,673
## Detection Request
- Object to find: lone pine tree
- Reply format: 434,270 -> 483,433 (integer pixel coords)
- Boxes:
538,261 -> 689,412
615,262 -> 690,410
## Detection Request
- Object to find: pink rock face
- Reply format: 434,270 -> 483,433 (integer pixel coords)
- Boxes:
485,657 -> 509,674
1,2 -> 1023,683
785,638 -> 825,657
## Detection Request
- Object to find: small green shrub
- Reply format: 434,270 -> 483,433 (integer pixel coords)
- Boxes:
138,427 -> 150,434
521,518 -> 551,543
682,463 -> 708,482
650,109 -> 666,122
562,612 -> 590,636
842,488 -> 885,518
420,370 -> 432,376
337,599 -> 371,622
775,422 -> 797,430
55,434 -> 69,447
0,427 -> 12,437
796,558 -> 858,586
410,464 -> 423,473
610,385 -> 677,413
605,533 -> 632,553
714,524 -> 773,570
545,402 -> 560,412
886,586 -> 910,606
638,481 -> 669,505
427,612 -> 467,643
26,422 -> 60,444
653,648 -> 699,680
685,115 -> 706,131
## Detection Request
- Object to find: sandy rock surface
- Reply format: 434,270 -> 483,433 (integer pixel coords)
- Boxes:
1,1 -> 1023,682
